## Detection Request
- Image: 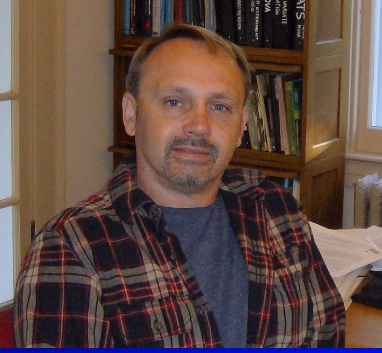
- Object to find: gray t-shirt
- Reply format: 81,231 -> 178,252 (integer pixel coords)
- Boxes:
160,193 -> 248,348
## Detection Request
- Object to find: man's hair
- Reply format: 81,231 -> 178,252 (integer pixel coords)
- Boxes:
126,23 -> 252,102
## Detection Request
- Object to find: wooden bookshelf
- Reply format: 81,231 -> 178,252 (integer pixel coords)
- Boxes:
108,0 -> 351,229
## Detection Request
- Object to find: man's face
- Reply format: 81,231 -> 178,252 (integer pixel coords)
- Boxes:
123,38 -> 248,198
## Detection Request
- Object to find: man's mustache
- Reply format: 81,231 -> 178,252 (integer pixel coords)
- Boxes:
166,138 -> 218,162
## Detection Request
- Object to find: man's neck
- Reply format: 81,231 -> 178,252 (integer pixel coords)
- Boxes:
136,170 -> 221,208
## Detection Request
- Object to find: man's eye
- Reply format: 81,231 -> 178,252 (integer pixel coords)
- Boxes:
212,104 -> 228,112
166,99 -> 182,108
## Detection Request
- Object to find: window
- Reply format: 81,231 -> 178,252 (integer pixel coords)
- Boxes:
0,0 -> 19,307
347,0 -> 382,161
372,0 -> 382,128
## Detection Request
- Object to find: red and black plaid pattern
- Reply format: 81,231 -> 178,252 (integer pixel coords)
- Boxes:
14,156 -> 345,347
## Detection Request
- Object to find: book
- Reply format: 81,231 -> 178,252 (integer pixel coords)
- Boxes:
143,0 -> 153,36
204,0 -> 217,32
182,0 -> 193,24
275,73 -> 290,154
152,0 -> 165,36
135,0 -> 145,36
268,72 -> 282,153
294,0 -> 306,50
234,0 -> 246,46
255,76 -> 273,152
240,123 -> 252,149
246,0 -> 264,47
165,0 -> 174,27
256,74 -> 275,152
124,0 -> 131,35
284,79 -> 297,155
292,78 -> 302,155
192,0 -> 205,27
262,0 -> 274,48
130,0 -> 137,35
174,0 -> 183,23
272,0 -> 295,49
246,92 -> 261,150
215,0 -> 236,42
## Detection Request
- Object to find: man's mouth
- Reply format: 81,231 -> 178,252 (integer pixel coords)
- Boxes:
166,138 -> 218,163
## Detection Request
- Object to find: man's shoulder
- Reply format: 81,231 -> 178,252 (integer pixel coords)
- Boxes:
40,188 -> 115,236
222,168 -> 298,202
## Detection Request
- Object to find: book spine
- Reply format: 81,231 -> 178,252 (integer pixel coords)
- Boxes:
124,0 -> 131,35
143,0 -> 153,36
269,72 -> 282,153
294,0 -> 305,50
292,78 -> 302,155
234,0 -> 246,46
152,0 -> 165,36
256,74 -> 273,152
284,80 -> 297,155
273,0 -> 295,49
135,0 -> 145,36
215,0 -> 235,42
174,0 -> 183,23
165,0 -> 174,27
182,0 -> 193,24
262,0 -> 274,48
192,0 -> 205,27
246,92 -> 261,150
240,123 -> 252,149
130,0 -> 137,35
246,0 -> 264,47
204,0 -> 216,32
276,74 -> 290,154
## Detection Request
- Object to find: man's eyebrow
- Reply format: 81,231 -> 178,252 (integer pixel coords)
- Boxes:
209,92 -> 241,106
153,86 -> 188,97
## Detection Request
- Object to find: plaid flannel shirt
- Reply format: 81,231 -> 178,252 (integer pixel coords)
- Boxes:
14,156 -> 345,348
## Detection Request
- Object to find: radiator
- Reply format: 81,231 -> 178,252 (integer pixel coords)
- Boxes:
354,173 -> 382,227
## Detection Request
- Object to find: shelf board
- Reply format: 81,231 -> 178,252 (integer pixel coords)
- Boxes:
111,35 -> 305,67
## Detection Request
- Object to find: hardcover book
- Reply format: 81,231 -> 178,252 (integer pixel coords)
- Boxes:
215,0 -> 235,42
262,0 -> 274,48
272,0 -> 295,49
124,0 -> 131,35
173,0 -> 183,23
246,0 -> 264,47
192,0 -> 205,27
182,0 -> 193,24
234,0 -> 246,46
294,0 -> 305,50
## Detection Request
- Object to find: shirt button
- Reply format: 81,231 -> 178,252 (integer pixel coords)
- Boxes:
154,320 -> 163,332
294,271 -> 302,280
199,306 -> 207,315
170,253 -> 177,261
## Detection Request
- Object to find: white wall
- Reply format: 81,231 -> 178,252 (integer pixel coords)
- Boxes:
65,0 -> 114,206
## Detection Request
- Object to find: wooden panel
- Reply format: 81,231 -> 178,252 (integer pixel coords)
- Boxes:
313,69 -> 340,146
316,0 -> 343,43
301,155 -> 344,228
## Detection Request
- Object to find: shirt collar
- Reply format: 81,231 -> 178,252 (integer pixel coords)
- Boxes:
108,155 -> 266,223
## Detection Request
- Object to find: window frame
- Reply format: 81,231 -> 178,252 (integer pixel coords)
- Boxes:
347,0 -> 382,162
0,0 -> 20,308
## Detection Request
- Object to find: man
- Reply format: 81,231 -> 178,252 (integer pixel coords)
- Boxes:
14,24 -> 345,348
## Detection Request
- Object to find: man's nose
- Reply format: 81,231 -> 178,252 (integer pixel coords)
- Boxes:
183,105 -> 212,138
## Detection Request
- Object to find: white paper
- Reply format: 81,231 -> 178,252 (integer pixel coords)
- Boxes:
310,222 -> 382,278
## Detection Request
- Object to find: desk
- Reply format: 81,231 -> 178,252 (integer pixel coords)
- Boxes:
346,302 -> 382,347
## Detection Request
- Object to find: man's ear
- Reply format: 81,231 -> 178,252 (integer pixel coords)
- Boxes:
236,105 -> 249,148
122,92 -> 137,136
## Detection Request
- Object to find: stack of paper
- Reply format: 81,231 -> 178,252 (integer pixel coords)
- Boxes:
310,222 -> 382,309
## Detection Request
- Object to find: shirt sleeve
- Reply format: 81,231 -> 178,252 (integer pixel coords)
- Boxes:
14,230 -> 111,348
